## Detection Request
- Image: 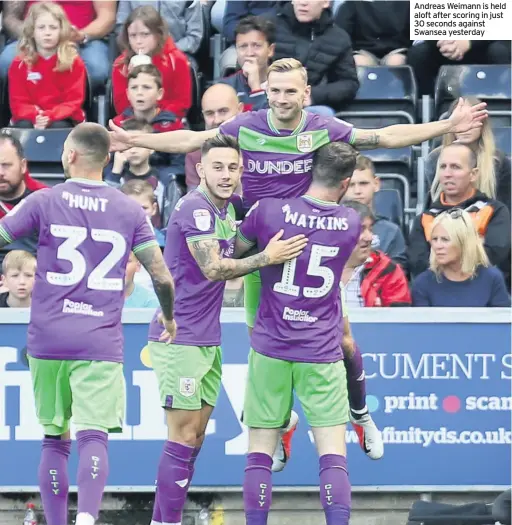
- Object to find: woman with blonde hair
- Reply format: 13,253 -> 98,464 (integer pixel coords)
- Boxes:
7,2 -> 86,129
412,209 -> 510,307
425,96 -> 511,210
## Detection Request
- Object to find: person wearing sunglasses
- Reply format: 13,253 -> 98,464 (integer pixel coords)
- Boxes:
411,209 -> 511,307
409,142 -> 511,283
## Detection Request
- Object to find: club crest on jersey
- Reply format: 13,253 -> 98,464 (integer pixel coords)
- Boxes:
297,133 -> 313,153
179,377 -> 196,397
193,209 -> 211,232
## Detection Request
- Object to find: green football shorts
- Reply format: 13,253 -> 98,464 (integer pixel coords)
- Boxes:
28,357 -> 125,435
243,349 -> 350,428
149,342 -> 222,410
244,270 -> 262,328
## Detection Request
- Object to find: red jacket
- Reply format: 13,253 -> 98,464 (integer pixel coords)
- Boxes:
360,250 -> 411,307
112,37 -> 192,118
8,54 -> 86,125
0,173 -> 47,219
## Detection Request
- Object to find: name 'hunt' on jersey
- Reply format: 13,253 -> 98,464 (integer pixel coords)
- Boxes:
0,179 -> 157,362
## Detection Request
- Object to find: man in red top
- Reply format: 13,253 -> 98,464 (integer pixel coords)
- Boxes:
0,132 -> 46,266
342,200 -> 411,307
0,0 -> 117,91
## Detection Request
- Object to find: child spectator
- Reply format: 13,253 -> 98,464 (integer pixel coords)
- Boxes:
412,209 -> 511,307
124,251 -> 159,308
343,155 -> 408,269
341,201 -> 411,308
121,179 -> 165,292
112,64 -> 183,133
104,119 -> 165,227
0,250 -> 36,308
113,5 -> 191,119
8,1 -> 86,129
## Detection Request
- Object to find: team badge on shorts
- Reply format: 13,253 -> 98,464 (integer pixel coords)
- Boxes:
297,133 -> 313,153
179,377 -> 196,397
193,209 -> 211,232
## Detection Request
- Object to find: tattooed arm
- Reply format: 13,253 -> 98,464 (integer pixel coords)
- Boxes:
135,245 -> 175,321
189,232 -> 307,282
189,239 -> 271,281
3,1 -> 27,40
352,121 -> 453,150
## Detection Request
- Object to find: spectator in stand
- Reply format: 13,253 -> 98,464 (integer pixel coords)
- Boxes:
116,1 -> 204,59
425,97 -> 511,211
112,64 -> 183,133
113,5 -> 192,119
104,120 -> 165,230
408,40 -> 511,96
0,0 -> 116,91
220,16 -> 275,112
185,83 -> 243,191
123,251 -> 159,308
271,0 -> 358,115
121,179 -> 166,291
412,209 -> 511,307
0,132 -> 46,266
219,0 -> 280,75
8,2 -> 86,129
335,0 -> 410,67
343,155 -> 407,269
409,143 -> 511,281
341,200 -> 411,308
0,249 -> 36,308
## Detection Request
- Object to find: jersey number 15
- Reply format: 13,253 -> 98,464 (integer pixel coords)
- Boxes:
47,224 -> 127,291
273,244 -> 339,298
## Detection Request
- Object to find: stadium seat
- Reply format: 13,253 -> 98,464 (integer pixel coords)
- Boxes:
2,127 -> 70,185
187,59 -> 204,130
435,64 -> 512,127
0,76 -> 7,128
493,127 -> 511,157
364,147 -> 414,226
373,188 -> 404,229
336,66 -> 417,128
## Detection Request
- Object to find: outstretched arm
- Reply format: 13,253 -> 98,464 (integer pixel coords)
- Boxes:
109,119 -> 218,153
351,98 -> 488,150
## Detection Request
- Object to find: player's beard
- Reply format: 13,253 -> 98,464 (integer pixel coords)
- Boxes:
204,176 -> 231,203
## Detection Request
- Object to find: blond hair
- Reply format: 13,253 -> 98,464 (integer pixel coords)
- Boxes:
429,210 -> 489,280
267,58 -> 308,84
430,96 -> 497,202
2,250 -> 37,275
17,2 -> 78,72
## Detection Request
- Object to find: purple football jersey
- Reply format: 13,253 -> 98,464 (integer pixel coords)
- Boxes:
219,109 -> 354,211
238,196 -> 361,363
148,188 -> 242,346
0,179 -> 157,362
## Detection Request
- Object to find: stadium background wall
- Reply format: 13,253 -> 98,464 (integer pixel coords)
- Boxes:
0,308 -> 510,524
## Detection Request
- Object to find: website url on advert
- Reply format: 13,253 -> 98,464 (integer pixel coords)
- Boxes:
346,427 -> 511,447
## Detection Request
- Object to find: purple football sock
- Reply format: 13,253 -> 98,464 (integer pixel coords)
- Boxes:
344,344 -> 367,413
188,446 -> 201,485
156,440 -> 194,524
151,446 -> 165,524
243,452 -> 273,525
319,454 -> 351,525
76,430 -> 109,519
38,438 -> 71,525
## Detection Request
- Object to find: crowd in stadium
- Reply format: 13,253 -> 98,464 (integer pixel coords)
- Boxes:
0,0 -> 510,309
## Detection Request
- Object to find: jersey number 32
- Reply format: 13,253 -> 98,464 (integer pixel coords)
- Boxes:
47,224 -> 127,291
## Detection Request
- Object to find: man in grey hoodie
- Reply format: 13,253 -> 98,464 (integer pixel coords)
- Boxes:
343,155 -> 408,270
